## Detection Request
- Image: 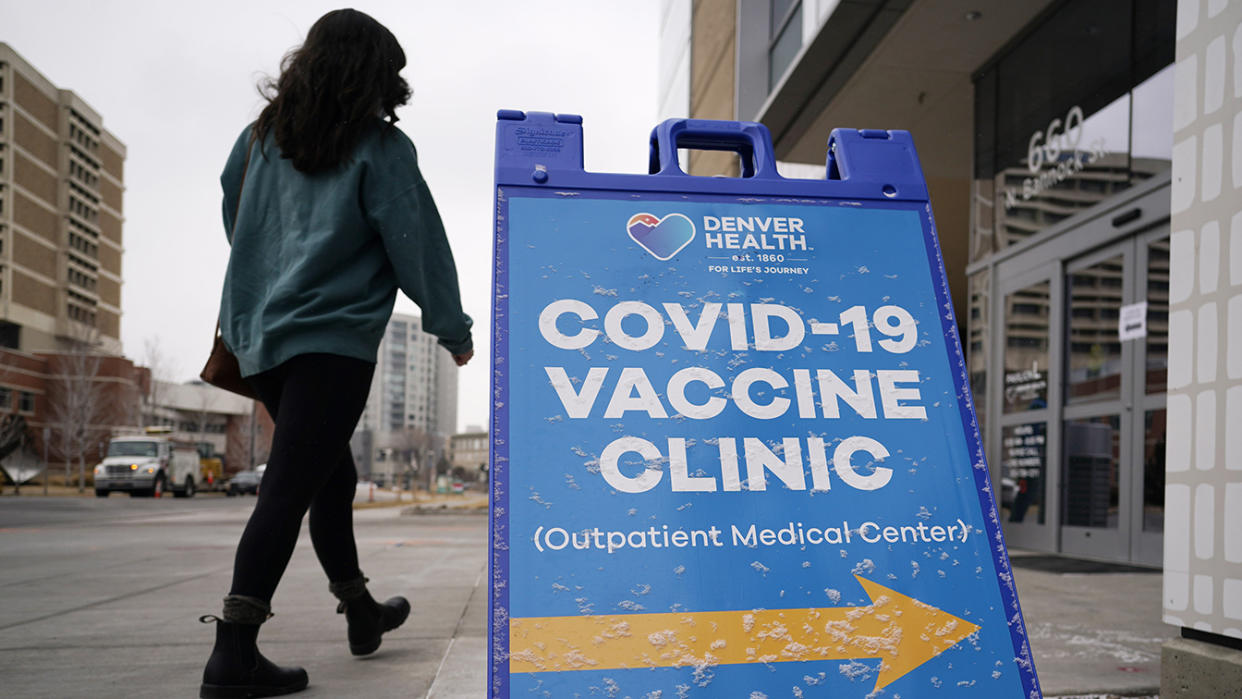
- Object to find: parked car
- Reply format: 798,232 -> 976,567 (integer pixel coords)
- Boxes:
226,470 -> 262,496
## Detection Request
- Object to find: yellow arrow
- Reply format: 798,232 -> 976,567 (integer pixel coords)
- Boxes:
509,575 -> 980,692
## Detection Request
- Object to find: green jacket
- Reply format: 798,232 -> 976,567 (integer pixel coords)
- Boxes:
218,122 -> 472,377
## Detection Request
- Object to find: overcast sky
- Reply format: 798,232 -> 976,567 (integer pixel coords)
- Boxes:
2,1 -> 662,432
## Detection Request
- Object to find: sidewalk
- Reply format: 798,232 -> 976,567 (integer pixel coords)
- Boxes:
1010,550 -> 1170,697
404,522 -> 1173,697
311,520 -> 1173,698
297,513 -> 1173,697
0,500 -> 489,699
351,483 -> 489,513
0,497 -> 1172,698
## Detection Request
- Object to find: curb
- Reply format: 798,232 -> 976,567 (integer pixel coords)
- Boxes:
400,502 -> 488,515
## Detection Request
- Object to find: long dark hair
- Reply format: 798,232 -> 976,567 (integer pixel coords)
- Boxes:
252,9 -> 411,173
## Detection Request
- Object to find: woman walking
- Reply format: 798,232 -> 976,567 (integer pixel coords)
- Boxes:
200,9 -> 473,697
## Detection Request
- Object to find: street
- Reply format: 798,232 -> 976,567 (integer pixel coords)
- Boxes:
0,495 -> 487,698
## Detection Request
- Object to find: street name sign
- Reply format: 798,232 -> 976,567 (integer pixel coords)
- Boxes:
489,112 -> 1042,698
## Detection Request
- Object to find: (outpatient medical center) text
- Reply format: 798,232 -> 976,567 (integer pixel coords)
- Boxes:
532,518 -> 971,555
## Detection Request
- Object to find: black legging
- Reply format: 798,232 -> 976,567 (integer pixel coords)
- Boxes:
228,353 -> 375,602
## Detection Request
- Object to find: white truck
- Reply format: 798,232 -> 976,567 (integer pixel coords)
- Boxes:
93,429 -> 201,498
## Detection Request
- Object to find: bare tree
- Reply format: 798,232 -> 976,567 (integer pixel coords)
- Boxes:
195,388 -> 217,454
385,427 -> 433,491
387,427 -> 448,492
141,337 -> 176,429
45,341 -> 110,493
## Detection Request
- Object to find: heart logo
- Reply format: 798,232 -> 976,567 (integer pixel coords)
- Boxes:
626,213 -> 696,261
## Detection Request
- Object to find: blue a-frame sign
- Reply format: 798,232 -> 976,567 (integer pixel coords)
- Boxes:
489,112 -> 1042,698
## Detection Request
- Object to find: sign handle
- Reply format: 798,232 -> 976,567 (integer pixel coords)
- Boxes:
825,128 -> 930,200
648,118 -> 780,178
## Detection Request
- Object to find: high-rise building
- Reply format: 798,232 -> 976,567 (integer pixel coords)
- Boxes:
0,43 -> 125,354
353,312 -> 459,482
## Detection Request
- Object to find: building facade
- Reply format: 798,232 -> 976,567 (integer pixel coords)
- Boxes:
0,44 -> 125,355
143,380 -> 270,474
668,0 -> 1240,683
0,347 -> 144,482
352,312 -> 459,484
0,347 -> 270,485
667,0 -> 1177,563
449,429 -> 488,484
1161,0 -> 1242,659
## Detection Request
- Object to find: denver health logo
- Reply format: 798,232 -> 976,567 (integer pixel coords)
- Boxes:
626,213 -> 696,261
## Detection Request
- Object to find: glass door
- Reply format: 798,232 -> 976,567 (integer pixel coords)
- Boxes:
996,264 -> 1059,551
1061,242 -> 1133,559
1059,223 -> 1168,565
1129,225 -> 1169,566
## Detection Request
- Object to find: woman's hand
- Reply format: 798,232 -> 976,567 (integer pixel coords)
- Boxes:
453,350 -> 473,367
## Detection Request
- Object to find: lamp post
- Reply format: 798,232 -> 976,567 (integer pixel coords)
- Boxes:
42,427 -> 49,496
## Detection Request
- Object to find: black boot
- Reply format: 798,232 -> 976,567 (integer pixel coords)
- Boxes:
199,595 -> 309,698
329,575 -> 411,656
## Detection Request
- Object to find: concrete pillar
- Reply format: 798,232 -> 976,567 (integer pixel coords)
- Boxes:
1162,1 -> 1242,693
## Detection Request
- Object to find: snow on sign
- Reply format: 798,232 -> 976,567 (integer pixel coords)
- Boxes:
489,113 -> 1042,698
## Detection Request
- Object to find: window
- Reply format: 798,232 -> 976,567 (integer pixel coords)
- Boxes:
768,0 -> 802,91
0,386 -> 11,410
67,301 -> 97,326
70,145 -> 99,171
108,441 -> 160,458
1008,336 -> 1045,349
0,322 -> 17,349
67,265 -> 96,291
971,0 -> 1175,259
1003,279 -> 1051,413
18,391 -> 34,413
68,217 -> 99,251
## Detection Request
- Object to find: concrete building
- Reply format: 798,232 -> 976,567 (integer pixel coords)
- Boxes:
143,380 -> 271,474
0,43 -> 125,355
0,346 -> 271,486
666,0 -> 1239,689
1158,1 -> 1242,691
0,346 -> 144,483
449,428 -> 487,484
353,312 -> 459,484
